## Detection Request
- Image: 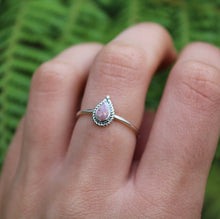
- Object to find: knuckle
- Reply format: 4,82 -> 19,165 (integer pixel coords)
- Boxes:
31,60 -> 75,94
47,173 -> 117,219
175,60 -> 220,112
48,198 -> 87,219
136,184 -> 201,218
95,42 -> 147,84
6,183 -> 40,218
135,190 -> 181,218
48,189 -> 99,219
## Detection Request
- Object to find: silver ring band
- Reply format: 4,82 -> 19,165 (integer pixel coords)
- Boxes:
76,96 -> 138,135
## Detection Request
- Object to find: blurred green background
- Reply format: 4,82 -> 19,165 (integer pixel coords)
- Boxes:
0,0 -> 220,218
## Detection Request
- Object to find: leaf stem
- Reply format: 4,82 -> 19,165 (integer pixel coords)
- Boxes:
127,0 -> 139,26
58,0 -> 82,48
179,0 -> 189,47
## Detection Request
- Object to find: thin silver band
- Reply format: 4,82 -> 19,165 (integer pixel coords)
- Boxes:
77,109 -> 139,135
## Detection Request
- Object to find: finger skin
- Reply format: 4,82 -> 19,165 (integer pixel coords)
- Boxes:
66,23 -> 176,189
18,43 -> 102,179
136,42 -> 220,218
134,111 -> 155,161
0,117 -> 24,211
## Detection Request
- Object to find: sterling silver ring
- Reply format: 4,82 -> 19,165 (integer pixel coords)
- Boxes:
76,95 -> 138,135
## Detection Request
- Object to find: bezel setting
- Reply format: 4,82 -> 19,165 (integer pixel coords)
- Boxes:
92,96 -> 114,126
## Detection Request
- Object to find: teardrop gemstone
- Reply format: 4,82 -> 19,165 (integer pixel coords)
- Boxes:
95,101 -> 110,121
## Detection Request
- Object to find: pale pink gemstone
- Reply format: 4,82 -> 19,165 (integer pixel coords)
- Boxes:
95,101 -> 110,121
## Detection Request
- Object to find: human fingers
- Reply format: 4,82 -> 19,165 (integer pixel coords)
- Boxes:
66,23 -> 176,188
136,42 -> 220,218
134,111 -> 155,161
0,117 -> 24,207
18,44 -> 102,179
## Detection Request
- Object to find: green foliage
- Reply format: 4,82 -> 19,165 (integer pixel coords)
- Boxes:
0,0 -> 220,218
202,161 -> 220,219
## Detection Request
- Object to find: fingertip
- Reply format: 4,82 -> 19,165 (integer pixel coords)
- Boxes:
55,42 -> 103,59
178,42 -> 220,69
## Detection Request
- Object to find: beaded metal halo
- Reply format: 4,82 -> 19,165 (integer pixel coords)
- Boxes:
92,96 -> 114,126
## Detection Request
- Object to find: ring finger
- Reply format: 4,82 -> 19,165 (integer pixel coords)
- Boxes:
66,23 -> 176,188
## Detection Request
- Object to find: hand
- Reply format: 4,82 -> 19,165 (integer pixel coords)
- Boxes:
0,23 -> 220,219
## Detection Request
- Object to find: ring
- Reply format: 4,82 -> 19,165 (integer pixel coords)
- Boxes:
76,95 -> 138,135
